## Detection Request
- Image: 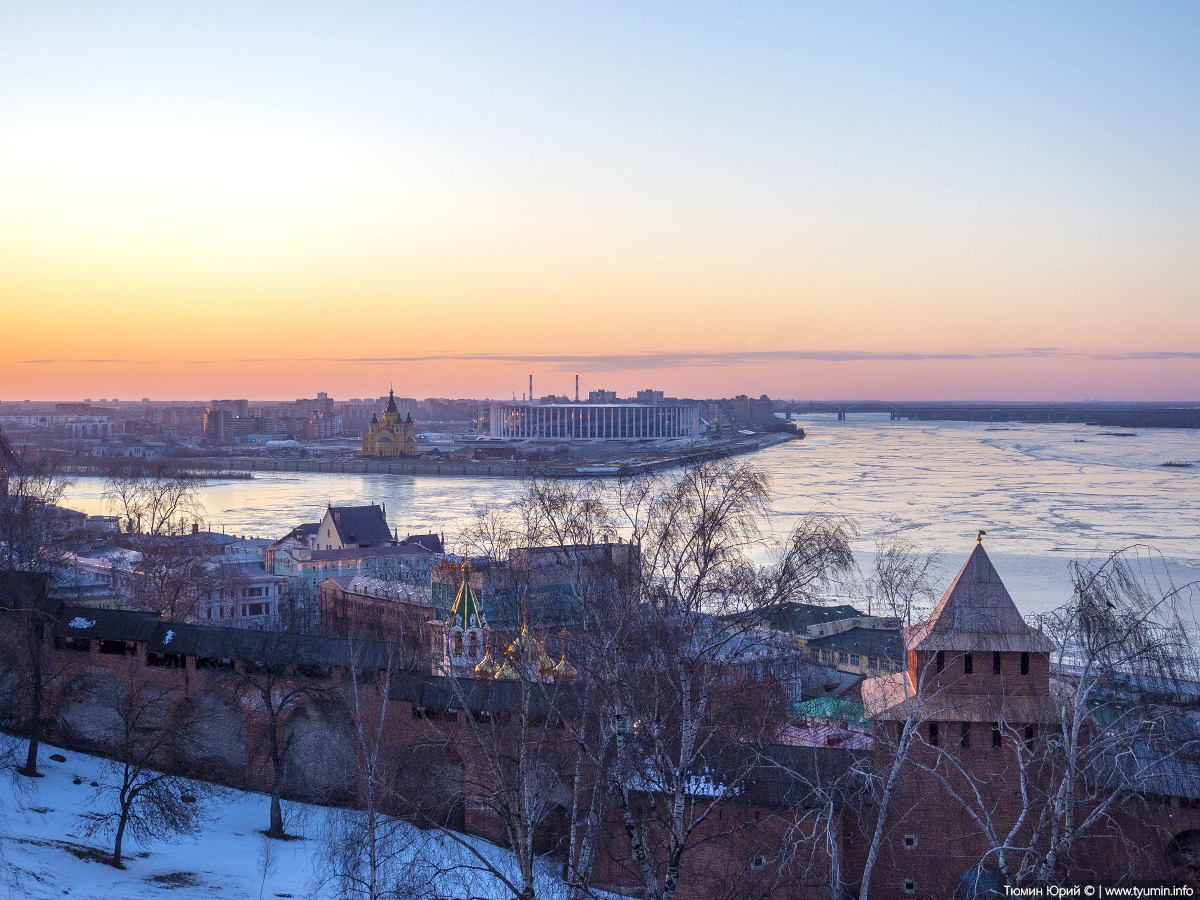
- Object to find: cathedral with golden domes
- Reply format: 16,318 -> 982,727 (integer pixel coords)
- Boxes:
362,389 -> 417,457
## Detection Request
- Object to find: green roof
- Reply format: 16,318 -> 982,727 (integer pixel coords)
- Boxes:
794,697 -> 867,726
761,601 -> 862,634
449,580 -> 487,630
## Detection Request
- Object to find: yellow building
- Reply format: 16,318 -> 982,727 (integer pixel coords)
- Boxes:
361,389 -> 417,457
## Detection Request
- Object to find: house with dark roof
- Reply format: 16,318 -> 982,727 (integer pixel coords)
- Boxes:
315,504 -> 396,551
806,626 -> 905,677
757,600 -> 863,635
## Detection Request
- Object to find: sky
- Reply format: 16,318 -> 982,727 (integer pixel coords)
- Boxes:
1,2 -> 1198,402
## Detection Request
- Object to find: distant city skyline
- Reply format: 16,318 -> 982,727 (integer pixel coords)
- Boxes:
2,3 -> 1198,401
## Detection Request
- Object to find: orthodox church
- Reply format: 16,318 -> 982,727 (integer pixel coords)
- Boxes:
362,389 -> 416,457
438,563 -> 576,684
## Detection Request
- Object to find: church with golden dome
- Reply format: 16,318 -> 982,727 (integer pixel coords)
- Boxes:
438,563 -> 576,684
362,389 -> 417,457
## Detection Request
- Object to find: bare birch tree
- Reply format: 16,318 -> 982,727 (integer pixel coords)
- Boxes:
103,466 -> 204,538
862,534 -> 941,625
592,460 -> 854,900
81,659 -> 215,867
314,636 -> 441,900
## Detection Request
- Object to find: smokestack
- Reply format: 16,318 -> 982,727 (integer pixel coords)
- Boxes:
575,374 -> 579,402
529,374 -> 533,404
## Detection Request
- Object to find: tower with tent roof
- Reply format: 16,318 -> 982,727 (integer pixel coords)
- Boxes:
440,563 -> 490,676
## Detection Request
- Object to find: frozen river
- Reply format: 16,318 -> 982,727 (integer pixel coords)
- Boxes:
62,414 -> 1200,616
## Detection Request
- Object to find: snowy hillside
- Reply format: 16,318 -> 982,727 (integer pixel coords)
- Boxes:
1,741 -> 608,900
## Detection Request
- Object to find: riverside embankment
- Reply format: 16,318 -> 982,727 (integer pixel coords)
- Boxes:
181,432 -> 795,479
59,432 -> 796,480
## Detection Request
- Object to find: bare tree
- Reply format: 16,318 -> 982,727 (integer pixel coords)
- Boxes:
103,465 -> 221,621
129,532 -> 227,621
428,464 -> 854,900
438,608 -> 578,899
506,478 -> 618,900
781,539 -> 956,900
102,465 -> 203,538
0,454 -> 71,779
593,460 -> 855,900
231,627 -> 329,838
862,534 -> 940,625
768,748 -> 870,900
314,636 -> 441,900
257,833 -> 278,900
81,659 -> 215,867
853,648 -> 961,900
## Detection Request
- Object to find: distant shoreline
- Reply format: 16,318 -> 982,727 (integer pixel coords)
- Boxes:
63,433 -> 797,480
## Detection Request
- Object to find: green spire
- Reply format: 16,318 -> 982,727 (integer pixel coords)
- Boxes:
450,577 -> 486,631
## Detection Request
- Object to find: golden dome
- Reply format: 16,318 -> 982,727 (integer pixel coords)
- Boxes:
474,649 -> 497,678
494,659 -> 520,681
508,625 -> 556,673
552,653 -> 577,685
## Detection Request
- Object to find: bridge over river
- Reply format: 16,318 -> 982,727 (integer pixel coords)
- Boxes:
785,401 -> 1200,428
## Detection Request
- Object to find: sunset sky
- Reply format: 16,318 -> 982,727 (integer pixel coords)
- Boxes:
2,3 -> 1198,402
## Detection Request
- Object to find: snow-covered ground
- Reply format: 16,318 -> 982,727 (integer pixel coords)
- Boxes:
1,740 -> 611,900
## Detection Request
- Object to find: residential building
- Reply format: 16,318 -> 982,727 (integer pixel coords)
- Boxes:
314,504 -> 395,550
806,626 -> 904,676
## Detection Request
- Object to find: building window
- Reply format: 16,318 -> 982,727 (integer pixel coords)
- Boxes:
936,651 -> 944,673
960,722 -> 970,749
849,654 -> 860,667
869,656 -> 878,670
993,651 -> 1001,674
1024,724 -> 1035,747
992,722 -> 1002,749
903,879 -> 917,895
903,835 -> 917,850
838,652 -> 848,665
1021,652 -> 1030,675
453,631 -> 463,657
928,722 -> 939,747
750,854 -> 766,870
964,652 -> 973,674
